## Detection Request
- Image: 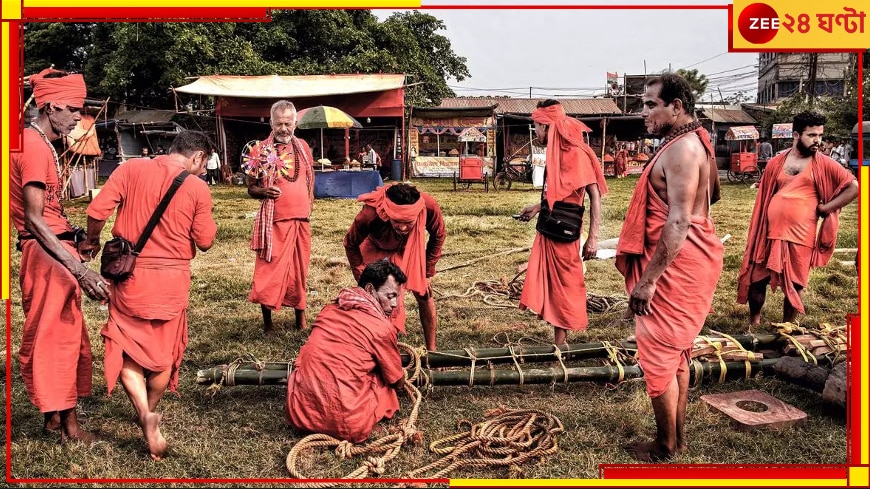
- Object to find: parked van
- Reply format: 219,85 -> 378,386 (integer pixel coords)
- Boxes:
848,121 -> 869,176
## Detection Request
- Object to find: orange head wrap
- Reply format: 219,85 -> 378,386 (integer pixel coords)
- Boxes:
530,103 -> 607,203
30,68 -> 87,109
358,184 -> 428,294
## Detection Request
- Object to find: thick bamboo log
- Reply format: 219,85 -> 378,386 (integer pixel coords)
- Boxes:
196,358 -> 779,388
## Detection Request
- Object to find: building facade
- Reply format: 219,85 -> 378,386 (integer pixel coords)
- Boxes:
757,53 -> 854,104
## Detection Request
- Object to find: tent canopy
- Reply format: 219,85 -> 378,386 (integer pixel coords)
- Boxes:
724,125 -> 759,140
175,74 -> 405,99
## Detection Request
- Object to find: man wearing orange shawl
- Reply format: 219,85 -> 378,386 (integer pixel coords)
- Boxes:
614,145 -> 630,178
737,111 -> 857,326
517,100 -> 607,346
245,100 -> 315,334
615,74 -> 723,461
85,131 -> 217,460
11,68 -> 108,442
344,183 -> 445,351
287,260 -> 407,443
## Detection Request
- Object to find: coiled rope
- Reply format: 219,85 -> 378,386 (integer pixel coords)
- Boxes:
402,407 -> 564,480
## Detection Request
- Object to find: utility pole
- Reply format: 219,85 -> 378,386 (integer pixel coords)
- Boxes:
805,53 -> 818,106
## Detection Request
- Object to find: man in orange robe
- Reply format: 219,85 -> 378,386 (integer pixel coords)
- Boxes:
84,130 -> 217,460
615,73 -> 723,461
614,145 -> 630,178
11,68 -> 108,442
517,100 -> 607,346
344,183 -> 445,351
737,111 -> 857,326
245,100 -> 315,334
286,260 -> 408,443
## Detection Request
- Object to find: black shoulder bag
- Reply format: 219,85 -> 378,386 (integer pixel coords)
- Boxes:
100,170 -> 190,282
535,167 -> 585,243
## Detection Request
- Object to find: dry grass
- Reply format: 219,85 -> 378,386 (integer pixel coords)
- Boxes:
4,175 -> 854,484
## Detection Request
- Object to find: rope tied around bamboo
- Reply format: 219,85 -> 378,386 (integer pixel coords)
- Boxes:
285,343 -> 426,482
402,407 -> 564,480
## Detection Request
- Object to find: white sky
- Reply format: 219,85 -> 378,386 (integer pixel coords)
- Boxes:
374,5 -> 759,102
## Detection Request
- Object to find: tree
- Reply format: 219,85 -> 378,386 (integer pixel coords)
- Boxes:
25,13 -> 470,110
675,68 -> 709,101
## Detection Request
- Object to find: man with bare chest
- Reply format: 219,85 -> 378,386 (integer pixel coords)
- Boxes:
615,73 -> 723,461
737,111 -> 857,326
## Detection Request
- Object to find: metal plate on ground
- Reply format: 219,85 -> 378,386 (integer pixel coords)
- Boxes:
701,389 -> 807,431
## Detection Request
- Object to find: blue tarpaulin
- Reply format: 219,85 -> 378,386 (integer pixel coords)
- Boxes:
314,170 -> 383,199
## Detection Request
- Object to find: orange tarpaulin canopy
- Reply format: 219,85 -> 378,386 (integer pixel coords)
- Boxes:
66,115 -> 101,156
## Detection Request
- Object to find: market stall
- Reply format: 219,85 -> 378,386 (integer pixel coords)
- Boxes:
409,107 -> 496,178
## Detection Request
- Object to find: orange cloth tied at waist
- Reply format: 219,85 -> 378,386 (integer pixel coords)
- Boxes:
531,104 -> 607,203
358,185 -> 427,295
30,68 -> 87,108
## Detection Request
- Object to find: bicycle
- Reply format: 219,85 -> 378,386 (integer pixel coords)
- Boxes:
493,143 -> 534,191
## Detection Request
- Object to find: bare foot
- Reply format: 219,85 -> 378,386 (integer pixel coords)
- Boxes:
626,440 -> 674,462
61,426 -> 98,444
44,412 -> 61,433
141,412 -> 168,461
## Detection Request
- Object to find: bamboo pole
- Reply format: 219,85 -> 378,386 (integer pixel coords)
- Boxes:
195,334 -> 786,387
196,359 -> 779,389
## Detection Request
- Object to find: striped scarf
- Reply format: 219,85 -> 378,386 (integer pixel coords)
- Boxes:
335,286 -> 388,319
251,134 -> 312,262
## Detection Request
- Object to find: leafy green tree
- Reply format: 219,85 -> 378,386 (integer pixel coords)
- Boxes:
25,12 -> 470,110
675,68 -> 709,101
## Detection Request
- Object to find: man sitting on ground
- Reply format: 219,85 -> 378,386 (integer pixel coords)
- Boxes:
286,260 -> 408,443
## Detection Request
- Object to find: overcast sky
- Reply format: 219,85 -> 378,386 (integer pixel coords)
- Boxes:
374,6 -> 759,101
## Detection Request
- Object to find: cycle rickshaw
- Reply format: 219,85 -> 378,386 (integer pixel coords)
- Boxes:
724,126 -> 761,185
453,127 -> 490,192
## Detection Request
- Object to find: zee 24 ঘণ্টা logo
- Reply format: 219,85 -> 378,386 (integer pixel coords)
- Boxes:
737,2 -> 865,45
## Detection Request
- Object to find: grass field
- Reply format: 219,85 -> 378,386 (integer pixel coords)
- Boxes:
3,174 -> 856,485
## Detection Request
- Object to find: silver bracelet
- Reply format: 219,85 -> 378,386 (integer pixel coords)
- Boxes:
73,267 -> 88,281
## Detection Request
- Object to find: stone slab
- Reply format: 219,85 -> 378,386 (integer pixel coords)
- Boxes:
701,389 -> 807,431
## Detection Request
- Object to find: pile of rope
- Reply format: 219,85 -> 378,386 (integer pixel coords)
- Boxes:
437,273 -> 627,313
403,407 -> 564,479
285,343 -> 426,484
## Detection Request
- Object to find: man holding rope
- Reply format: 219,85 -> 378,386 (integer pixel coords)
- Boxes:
286,260 -> 408,443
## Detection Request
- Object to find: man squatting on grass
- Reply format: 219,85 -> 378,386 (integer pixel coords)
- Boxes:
11,68 -> 108,442
85,130 -> 217,460
615,73 -> 724,461
286,260 -> 409,442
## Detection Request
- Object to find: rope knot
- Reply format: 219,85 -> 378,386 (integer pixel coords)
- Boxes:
334,440 -> 355,460
365,456 -> 386,475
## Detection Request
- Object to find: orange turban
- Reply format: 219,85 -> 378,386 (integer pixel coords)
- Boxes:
358,184 -> 428,294
30,68 -> 86,108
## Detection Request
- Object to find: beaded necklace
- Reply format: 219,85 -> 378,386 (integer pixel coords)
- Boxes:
30,121 -> 62,179
30,121 -> 70,219
647,120 -> 702,168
